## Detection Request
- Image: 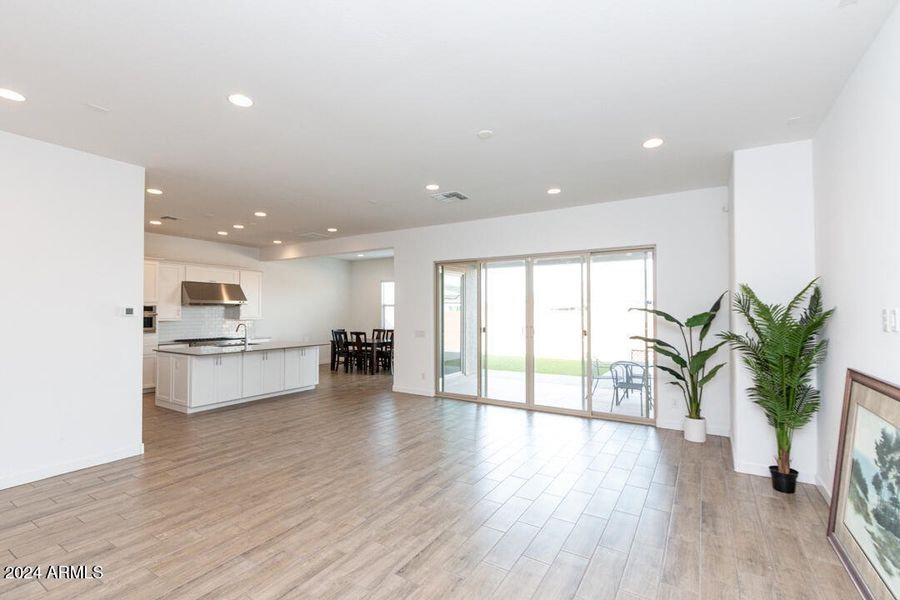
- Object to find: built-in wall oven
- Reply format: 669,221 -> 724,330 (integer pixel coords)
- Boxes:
143,305 -> 157,333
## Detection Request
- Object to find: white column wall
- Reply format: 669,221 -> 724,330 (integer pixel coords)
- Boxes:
0,131 -> 145,490
813,3 -> 900,499
730,140 -> 818,483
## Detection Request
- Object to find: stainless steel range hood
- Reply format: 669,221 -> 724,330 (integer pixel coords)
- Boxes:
181,281 -> 247,305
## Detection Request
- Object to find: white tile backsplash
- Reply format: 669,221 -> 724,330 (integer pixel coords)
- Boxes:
157,305 -> 247,342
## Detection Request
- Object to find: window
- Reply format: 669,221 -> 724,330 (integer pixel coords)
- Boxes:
381,281 -> 395,329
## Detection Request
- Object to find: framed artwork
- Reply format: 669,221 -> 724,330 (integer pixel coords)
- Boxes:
828,370 -> 900,600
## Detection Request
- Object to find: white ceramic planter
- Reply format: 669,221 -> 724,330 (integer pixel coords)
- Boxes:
683,417 -> 707,443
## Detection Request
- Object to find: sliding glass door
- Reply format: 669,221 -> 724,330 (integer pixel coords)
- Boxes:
482,260 -> 527,404
532,256 -> 587,411
438,263 -> 479,397
436,248 -> 654,423
589,250 -> 654,419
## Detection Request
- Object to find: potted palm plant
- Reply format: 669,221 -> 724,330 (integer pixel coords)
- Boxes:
631,293 -> 727,443
720,280 -> 833,493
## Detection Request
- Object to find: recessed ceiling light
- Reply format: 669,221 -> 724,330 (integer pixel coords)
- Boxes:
233,224 -> 244,229
425,184 -> 440,191
642,137 -> 664,149
0,88 -> 26,102
146,188 -> 163,195
227,93 -> 253,108
327,227 -> 338,233
254,211 -> 267,217
273,240 -> 282,245
357,254 -> 365,257
547,188 -> 562,195
149,220 -> 162,225
477,129 -> 494,140
217,231 -> 228,236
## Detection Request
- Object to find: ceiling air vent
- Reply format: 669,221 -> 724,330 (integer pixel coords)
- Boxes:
431,191 -> 469,203
295,232 -> 329,240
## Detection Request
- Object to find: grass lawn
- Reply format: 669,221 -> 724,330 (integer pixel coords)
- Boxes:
484,355 -> 610,377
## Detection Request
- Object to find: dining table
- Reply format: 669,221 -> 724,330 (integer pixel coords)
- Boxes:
330,338 -> 392,374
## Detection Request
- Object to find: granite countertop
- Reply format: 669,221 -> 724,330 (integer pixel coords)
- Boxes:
155,340 -> 327,356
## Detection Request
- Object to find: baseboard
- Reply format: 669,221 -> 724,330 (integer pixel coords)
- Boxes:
0,442 -> 145,491
815,473 -> 833,504
392,385 -> 435,397
733,459 -> 817,484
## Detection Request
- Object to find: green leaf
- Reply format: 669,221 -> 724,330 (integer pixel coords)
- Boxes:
630,307 -> 684,327
653,345 -> 687,368
688,340 -> 727,374
630,335 -> 677,351
699,362 -> 726,387
658,364 -> 686,382
685,312 -> 714,328
700,292 -> 727,341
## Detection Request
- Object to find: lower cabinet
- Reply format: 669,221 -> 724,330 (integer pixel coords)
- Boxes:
284,347 -> 319,389
242,350 -> 284,397
191,354 -> 243,407
156,346 -> 318,413
142,355 -> 157,391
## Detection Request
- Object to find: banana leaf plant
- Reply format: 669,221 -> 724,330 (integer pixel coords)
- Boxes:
631,293 -> 727,420
720,280 -> 833,475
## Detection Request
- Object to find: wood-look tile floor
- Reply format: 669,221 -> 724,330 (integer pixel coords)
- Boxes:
0,367 -> 857,599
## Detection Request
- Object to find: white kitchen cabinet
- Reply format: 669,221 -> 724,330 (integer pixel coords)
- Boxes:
284,347 -> 319,389
242,352 -> 263,397
157,262 -> 184,321
242,349 -> 283,397
239,270 -> 263,320
172,355 -> 192,406
189,356 -> 216,407
184,264 -> 240,285
261,350 -> 284,394
191,354 -> 243,407
142,355 -> 156,391
156,354 -> 173,403
144,260 -> 159,303
216,354 -> 243,403
155,344 -> 319,413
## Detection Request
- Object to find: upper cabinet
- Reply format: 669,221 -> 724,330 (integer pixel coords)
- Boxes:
239,270 -> 263,320
157,262 -> 184,321
144,260 -> 262,322
184,264 -> 240,285
143,260 -> 159,304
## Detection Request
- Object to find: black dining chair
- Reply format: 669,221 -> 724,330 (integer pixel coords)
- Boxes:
332,330 -> 355,372
350,331 -> 369,372
372,329 -> 388,373
383,329 -> 394,374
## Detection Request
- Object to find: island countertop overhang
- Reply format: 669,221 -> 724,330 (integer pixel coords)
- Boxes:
155,340 -> 328,357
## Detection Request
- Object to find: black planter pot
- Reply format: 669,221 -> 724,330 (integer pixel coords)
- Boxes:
769,466 -> 798,494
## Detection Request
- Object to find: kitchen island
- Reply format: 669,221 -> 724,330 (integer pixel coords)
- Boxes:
155,341 -> 323,413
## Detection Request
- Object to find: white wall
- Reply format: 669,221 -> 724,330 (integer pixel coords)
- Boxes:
730,141 -> 818,483
145,233 -> 351,363
813,4 -> 900,498
0,131 -> 144,490
349,258 -> 394,332
264,187 -> 732,435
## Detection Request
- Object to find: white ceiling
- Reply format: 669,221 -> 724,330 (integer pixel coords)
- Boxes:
328,249 -> 395,262
1,0 -> 896,247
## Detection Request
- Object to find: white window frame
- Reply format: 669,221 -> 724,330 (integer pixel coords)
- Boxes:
381,280 -> 395,328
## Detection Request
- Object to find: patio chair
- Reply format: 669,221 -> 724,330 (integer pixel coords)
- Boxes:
609,361 -> 648,413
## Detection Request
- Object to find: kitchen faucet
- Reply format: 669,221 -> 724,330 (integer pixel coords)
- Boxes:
235,322 -> 249,351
